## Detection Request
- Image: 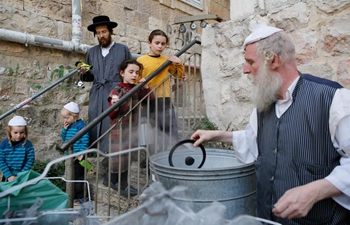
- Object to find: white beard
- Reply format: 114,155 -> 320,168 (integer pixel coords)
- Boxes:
250,65 -> 283,112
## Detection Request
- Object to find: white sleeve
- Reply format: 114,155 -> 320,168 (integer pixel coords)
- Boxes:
326,88 -> 350,210
325,157 -> 350,210
232,109 -> 258,164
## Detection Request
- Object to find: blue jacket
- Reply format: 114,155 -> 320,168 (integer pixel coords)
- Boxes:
61,119 -> 89,154
0,138 -> 35,179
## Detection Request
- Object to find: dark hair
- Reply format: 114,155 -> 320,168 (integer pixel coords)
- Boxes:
118,58 -> 143,73
93,26 -> 114,37
148,29 -> 169,44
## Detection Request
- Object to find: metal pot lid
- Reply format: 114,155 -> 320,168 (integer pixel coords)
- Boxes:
168,139 -> 206,169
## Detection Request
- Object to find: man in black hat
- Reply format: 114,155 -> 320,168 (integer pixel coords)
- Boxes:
80,15 -> 134,193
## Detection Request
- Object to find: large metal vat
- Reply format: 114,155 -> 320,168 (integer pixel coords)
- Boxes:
150,148 -> 256,219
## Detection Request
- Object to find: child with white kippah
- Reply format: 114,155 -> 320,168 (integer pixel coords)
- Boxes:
0,116 -> 35,181
60,101 -> 90,204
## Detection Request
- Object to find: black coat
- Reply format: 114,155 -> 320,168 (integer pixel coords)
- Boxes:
81,42 -> 132,152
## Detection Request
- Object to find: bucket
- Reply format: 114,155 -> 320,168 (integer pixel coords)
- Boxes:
150,147 -> 256,220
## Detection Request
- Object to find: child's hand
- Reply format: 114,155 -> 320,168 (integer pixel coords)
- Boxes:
139,78 -> 149,89
111,95 -> 119,104
172,76 -> 187,92
168,56 -> 182,65
64,122 -> 70,129
8,175 -> 16,181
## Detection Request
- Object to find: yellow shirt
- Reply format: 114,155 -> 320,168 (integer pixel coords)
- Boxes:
137,55 -> 184,98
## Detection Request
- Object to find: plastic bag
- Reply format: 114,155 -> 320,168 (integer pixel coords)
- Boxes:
0,170 -> 68,216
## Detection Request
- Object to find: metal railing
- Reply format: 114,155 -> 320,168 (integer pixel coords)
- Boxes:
65,39 -> 205,219
0,38 -> 204,221
60,39 -> 202,150
0,69 -> 79,120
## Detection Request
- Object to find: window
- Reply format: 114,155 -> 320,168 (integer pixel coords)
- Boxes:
181,0 -> 203,10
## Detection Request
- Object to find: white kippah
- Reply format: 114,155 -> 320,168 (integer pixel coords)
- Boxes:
243,25 -> 283,48
63,102 -> 80,113
8,116 -> 27,126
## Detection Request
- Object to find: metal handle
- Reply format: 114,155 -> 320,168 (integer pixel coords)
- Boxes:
168,139 -> 206,168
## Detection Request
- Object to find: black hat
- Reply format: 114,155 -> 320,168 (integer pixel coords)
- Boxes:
87,15 -> 118,32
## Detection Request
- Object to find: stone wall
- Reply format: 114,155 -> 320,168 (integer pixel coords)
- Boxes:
202,0 -> 350,130
0,0 -> 229,160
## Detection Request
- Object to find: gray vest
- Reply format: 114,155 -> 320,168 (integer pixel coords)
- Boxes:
256,75 -> 350,225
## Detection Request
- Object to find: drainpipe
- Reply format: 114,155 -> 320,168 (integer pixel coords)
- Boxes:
0,0 -> 90,54
0,29 -> 85,52
72,0 -> 91,53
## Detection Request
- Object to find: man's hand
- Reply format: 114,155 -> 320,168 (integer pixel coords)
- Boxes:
272,179 -> 342,219
75,61 -> 92,74
191,130 -> 213,147
78,67 -> 88,74
190,130 -> 233,147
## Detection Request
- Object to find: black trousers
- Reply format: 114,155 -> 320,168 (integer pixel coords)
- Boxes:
74,159 -> 87,199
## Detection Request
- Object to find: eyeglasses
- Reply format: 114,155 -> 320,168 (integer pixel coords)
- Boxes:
96,30 -> 108,37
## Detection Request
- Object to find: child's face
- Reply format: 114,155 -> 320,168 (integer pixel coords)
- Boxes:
121,64 -> 140,85
61,110 -> 75,127
10,126 -> 25,142
148,35 -> 167,56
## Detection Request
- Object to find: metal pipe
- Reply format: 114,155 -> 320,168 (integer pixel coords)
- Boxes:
0,29 -> 71,50
72,0 -> 83,46
0,29 -> 139,57
0,28 -> 92,54
66,146 -> 74,208
60,38 -> 202,151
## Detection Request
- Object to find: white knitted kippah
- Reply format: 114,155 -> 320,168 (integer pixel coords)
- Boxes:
63,102 -> 80,113
243,25 -> 283,48
8,116 -> 27,126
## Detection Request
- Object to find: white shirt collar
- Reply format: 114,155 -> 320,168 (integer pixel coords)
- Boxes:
101,41 -> 115,57
275,76 -> 300,118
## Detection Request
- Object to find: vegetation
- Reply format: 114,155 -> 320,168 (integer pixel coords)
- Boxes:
7,62 -> 20,76
194,117 -> 219,131
50,65 -> 75,92
32,160 -> 66,191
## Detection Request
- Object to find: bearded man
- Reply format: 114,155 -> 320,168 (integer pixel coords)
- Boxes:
191,25 -> 350,224
80,15 -> 131,153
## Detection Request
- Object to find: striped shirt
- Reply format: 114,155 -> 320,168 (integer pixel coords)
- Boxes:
61,119 -> 89,154
0,138 -> 35,179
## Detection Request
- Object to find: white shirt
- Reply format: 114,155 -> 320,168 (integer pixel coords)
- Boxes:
232,76 -> 350,209
101,41 -> 115,57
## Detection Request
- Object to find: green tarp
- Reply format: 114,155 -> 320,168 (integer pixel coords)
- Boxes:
0,169 -> 68,216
